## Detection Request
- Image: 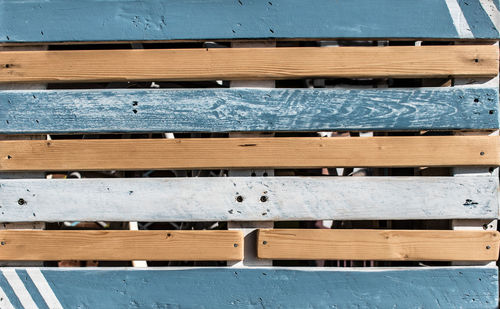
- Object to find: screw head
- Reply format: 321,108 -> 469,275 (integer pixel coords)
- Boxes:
262,241 -> 268,245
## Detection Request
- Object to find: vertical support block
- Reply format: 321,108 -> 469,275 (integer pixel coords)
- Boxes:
228,41 -> 275,267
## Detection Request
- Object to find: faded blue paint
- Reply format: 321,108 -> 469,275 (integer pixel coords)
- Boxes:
0,88 -> 497,134
458,0 -> 500,38
15,270 -> 49,309
0,272 -> 23,309
2,0 -> 496,43
5,267 -> 489,308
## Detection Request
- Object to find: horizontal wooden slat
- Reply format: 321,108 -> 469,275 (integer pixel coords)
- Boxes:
257,229 -> 500,261
0,87 -> 498,134
0,267 -> 496,309
0,177 -> 497,222
0,0 -> 498,42
0,136 -> 498,171
0,230 -> 243,261
0,46 -> 497,83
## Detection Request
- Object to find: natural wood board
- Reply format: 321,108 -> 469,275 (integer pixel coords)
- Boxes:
0,176 -> 497,222
0,46 -> 497,83
0,87 -> 498,133
257,229 -> 500,261
0,230 -> 243,261
0,136 -> 498,171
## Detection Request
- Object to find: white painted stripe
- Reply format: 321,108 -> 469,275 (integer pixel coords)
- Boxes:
444,0 -> 475,38
27,269 -> 63,309
2,269 -> 39,309
479,0 -> 500,33
0,286 -> 15,309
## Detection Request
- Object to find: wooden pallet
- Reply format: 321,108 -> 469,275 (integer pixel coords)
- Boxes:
0,1 -> 499,308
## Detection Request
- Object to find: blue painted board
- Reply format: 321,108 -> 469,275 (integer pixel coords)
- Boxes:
0,88 -> 497,134
458,0 -> 500,38
0,0 -> 498,43
0,267 -> 496,308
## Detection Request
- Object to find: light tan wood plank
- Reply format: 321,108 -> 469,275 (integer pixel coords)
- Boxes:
0,136 -> 497,171
257,229 -> 500,261
0,230 -> 243,261
0,46 -> 497,83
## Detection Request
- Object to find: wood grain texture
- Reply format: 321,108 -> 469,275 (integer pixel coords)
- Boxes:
0,267 -> 496,309
257,229 -> 500,261
0,0 -> 498,43
0,87 -> 498,134
0,177 -> 497,222
0,136 -> 498,171
0,46 -> 497,83
0,230 -> 243,261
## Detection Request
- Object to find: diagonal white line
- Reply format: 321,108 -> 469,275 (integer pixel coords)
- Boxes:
479,0 -> 500,33
2,270 -> 38,309
2,269 -> 38,309
0,286 -> 15,309
444,0 -> 475,38
27,269 -> 63,309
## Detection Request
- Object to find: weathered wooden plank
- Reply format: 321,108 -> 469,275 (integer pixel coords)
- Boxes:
0,267 -> 496,308
0,0 -> 498,43
0,87 -> 498,134
0,136 -> 498,171
257,229 -> 500,261
0,230 -> 243,261
0,46 -> 497,83
0,177 -> 497,222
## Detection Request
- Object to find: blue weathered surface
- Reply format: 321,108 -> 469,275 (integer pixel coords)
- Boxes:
458,0 -> 500,38
0,267 -> 496,308
0,88 -> 497,134
0,0 -> 498,43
